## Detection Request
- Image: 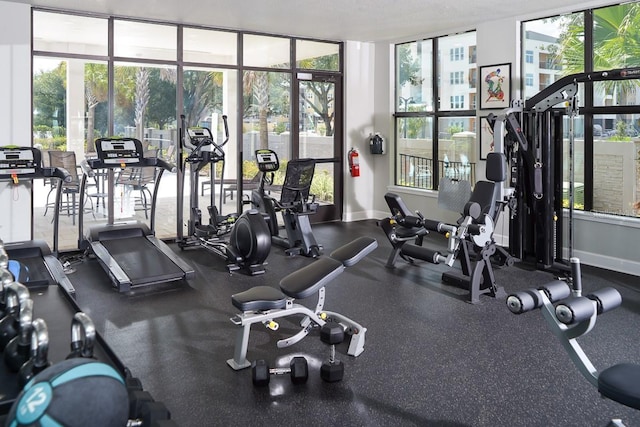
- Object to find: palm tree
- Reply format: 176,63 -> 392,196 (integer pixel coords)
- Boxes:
134,68 -> 150,144
557,4 -> 640,104
84,63 -> 108,152
243,70 -> 270,149
183,70 -> 221,128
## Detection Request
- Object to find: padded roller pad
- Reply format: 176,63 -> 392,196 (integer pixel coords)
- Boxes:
598,363 -> 640,410
280,257 -> 344,299
231,286 -> 287,311
329,237 -> 378,267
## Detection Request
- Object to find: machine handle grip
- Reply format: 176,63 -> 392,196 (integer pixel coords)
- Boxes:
400,216 -> 423,228
221,115 -> 229,146
154,158 -> 177,173
422,219 -> 443,233
467,224 -> 482,235
51,167 -> 73,183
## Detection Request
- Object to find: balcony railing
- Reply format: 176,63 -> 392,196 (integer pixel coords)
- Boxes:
398,153 -> 476,189
539,61 -> 562,70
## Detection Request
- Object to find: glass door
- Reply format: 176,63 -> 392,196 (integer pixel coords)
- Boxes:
296,73 -> 342,222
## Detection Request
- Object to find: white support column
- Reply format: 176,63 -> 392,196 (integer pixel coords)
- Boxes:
67,59 -> 86,160
0,1 -> 32,242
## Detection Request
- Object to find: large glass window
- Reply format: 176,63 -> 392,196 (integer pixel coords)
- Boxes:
522,14 -> 582,100
32,57 -> 109,248
113,20 -> 177,61
395,33 -> 476,190
242,70 -> 291,174
396,40 -> 433,113
296,41 -> 340,71
31,10 -> 342,250
243,34 -> 290,68
33,11 -> 108,56
183,28 -> 237,65
523,2 -> 640,217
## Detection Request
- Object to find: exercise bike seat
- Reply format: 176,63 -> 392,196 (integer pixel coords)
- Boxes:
598,363 -> 640,410
231,286 -> 287,312
280,257 -> 344,299
329,236 -> 378,267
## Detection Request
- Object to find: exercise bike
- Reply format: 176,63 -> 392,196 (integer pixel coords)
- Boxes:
250,149 -> 322,258
177,115 -> 271,275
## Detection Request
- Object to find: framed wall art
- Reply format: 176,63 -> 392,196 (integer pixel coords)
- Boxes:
479,63 -> 511,110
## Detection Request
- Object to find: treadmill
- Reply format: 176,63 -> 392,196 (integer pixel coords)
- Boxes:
0,146 -> 76,296
79,137 -> 194,292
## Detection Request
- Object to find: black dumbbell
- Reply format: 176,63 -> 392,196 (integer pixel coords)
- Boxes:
0,282 -> 30,351
66,312 -> 96,359
252,356 -> 309,386
320,323 -> 345,382
128,389 -> 173,427
4,298 -> 33,372
18,318 -> 52,388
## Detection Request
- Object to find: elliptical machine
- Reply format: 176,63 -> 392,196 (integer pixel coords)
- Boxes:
177,115 -> 271,275
250,149 -> 322,258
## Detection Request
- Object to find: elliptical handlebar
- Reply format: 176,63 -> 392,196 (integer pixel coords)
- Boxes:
221,115 -> 229,147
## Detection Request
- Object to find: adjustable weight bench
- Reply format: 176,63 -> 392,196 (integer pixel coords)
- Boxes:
226,236 -> 378,370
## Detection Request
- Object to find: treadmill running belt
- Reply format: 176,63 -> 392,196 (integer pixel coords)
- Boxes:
100,237 -> 185,285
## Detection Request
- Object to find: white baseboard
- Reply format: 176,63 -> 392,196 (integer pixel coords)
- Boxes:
564,248 -> 640,277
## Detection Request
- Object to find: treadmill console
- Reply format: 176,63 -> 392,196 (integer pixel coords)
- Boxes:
95,138 -> 143,165
255,149 -> 279,172
0,147 -> 39,176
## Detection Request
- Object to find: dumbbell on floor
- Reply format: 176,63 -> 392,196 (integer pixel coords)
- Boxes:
320,323 -> 345,383
252,356 -> 309,386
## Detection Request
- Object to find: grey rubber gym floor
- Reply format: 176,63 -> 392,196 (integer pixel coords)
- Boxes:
66,219 -> 640,426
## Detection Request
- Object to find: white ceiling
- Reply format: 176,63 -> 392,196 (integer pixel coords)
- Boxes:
7,0 -> 615,42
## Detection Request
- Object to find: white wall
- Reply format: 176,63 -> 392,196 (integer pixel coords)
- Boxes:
0,1 -> 32,242
342,41 -> 378,221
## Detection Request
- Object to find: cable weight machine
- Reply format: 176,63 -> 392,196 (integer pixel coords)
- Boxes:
490,67 -> 640,273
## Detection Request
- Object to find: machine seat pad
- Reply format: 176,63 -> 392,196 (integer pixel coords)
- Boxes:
330,237 -> 378,267
598,363 -> 640,410
280,257 -> 344,299
231,286 -> 287,311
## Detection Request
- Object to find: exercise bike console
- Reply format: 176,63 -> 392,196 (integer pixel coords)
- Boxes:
256,149 -> 279,172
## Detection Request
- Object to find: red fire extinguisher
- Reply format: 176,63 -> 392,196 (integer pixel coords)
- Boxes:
348,147 -> 360,177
